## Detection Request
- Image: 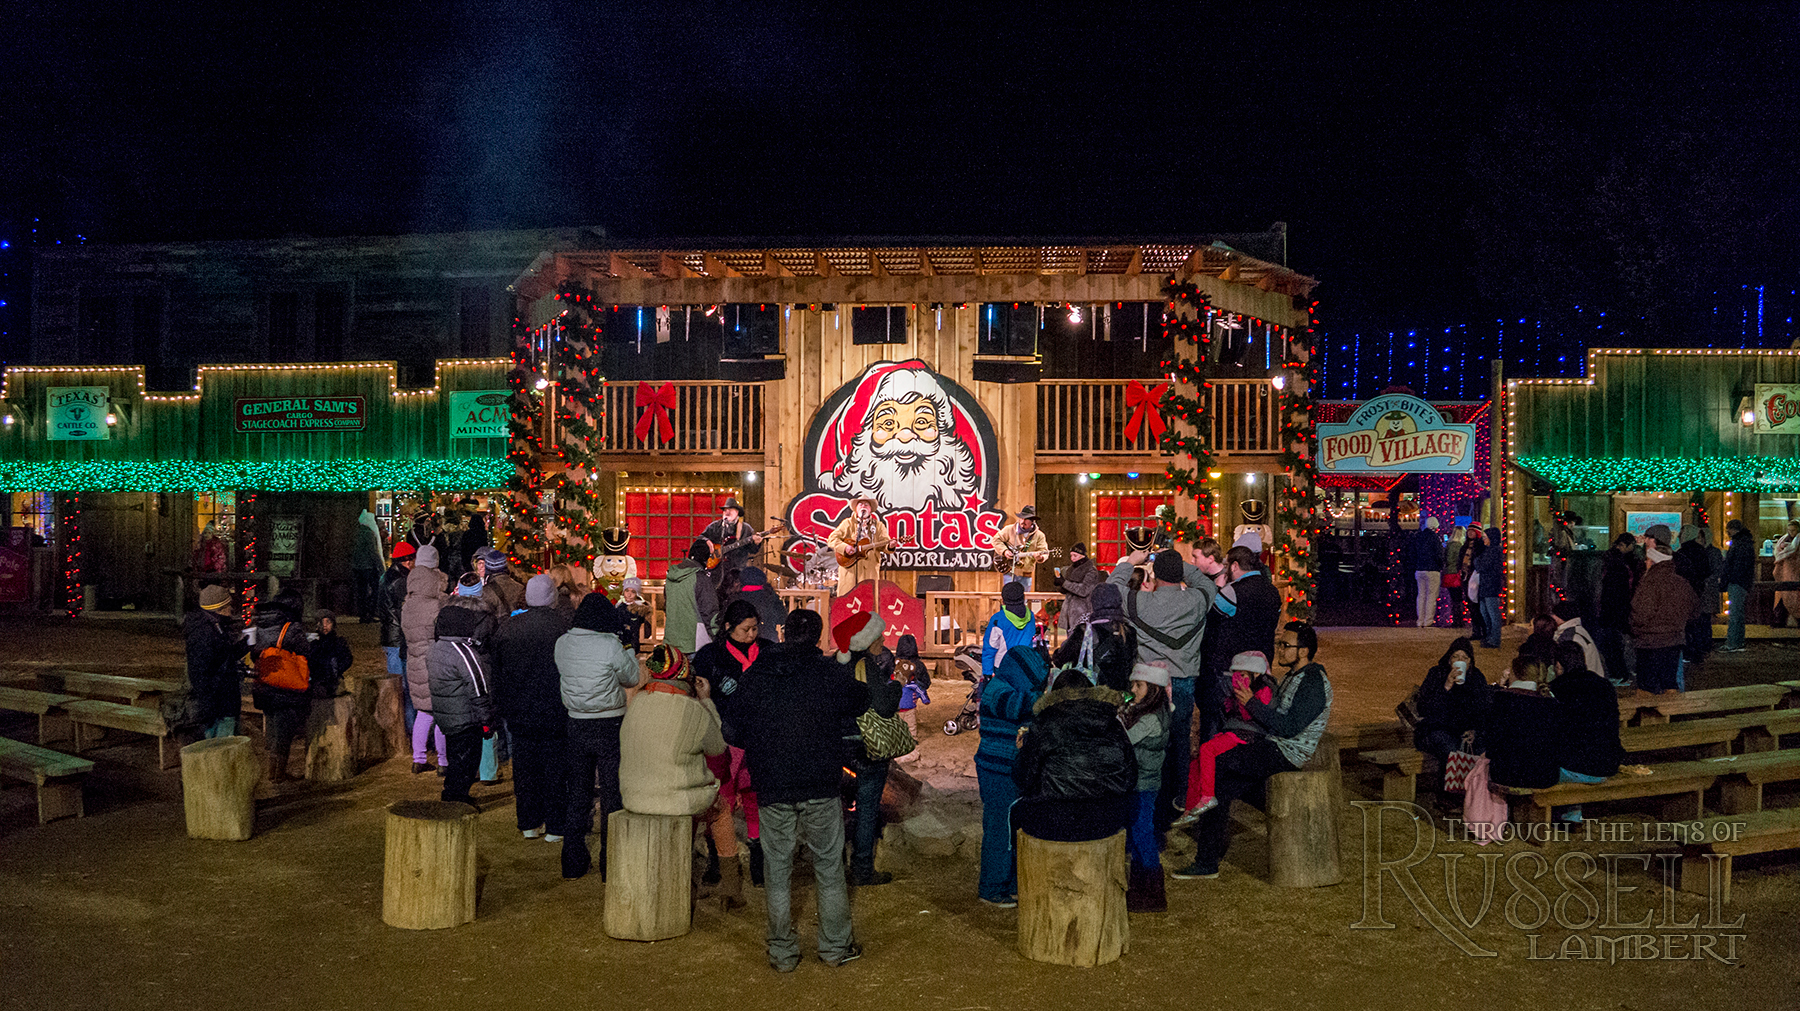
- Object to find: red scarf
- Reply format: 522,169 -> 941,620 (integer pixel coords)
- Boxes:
725,639 -> 759,672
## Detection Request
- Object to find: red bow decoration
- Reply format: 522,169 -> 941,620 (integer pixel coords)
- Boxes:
1124,380 -> 1169,443
633,381 -> 677,444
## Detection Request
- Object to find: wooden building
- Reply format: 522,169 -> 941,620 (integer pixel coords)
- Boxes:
1503,347 -> 1800,625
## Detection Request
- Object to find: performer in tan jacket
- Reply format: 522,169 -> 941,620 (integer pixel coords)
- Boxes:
992,505 -> 1050,591
826,496 -> 890,596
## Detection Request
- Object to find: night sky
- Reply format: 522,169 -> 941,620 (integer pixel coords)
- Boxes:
4,2 -> 1796,396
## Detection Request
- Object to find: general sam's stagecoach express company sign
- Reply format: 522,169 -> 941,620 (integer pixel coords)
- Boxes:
1317,393 -> 1475,473
784,359 -> 1005,571
233,396 -> 367,433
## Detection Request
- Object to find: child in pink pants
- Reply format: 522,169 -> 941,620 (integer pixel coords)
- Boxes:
1176,651 -> 1276,825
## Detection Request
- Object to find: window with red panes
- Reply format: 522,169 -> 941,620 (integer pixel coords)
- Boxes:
1091,492 -> 1178,565
620,489 -> 740,579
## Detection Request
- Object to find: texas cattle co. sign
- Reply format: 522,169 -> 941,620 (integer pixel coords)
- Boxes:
233,397 -> 367,433
46,386 -> 111,441
1318,394 -> 1475,473
785,359 -> 1005,570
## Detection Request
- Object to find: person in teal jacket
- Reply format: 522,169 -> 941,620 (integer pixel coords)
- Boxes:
981,582 -> 1038,682
973,636 -> 1049,906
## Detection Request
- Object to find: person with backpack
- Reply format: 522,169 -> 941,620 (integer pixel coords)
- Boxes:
1050,582 -> 1137,692
980,582 -> 1039,683
834,612 -> 904,886
491,574 -> 573,841
892,634 -> 931,760
250,588 -> 313,784
427,594 -> 499,806
402,544 -> 450,774
182,585 -> 250,739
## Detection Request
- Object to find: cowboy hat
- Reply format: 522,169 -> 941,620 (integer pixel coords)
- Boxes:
720,497 -> 745,513
1015,505 -> 1038,520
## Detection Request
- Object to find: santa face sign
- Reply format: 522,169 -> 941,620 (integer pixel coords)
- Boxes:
785,359 -> 1005,570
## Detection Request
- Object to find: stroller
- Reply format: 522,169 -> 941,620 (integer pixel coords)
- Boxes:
942,644 -> 985,736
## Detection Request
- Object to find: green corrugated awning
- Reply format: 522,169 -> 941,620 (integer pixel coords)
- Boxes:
1515,455 -> 1800,493
0,458 -> 511,493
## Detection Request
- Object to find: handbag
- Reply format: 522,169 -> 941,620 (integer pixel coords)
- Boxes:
1444,749 -> 1479,793
1442,571 -> 1462,589
856,708 -> 917,761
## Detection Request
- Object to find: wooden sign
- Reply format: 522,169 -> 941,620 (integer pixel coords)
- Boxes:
1317,393 -> 1474,473
234,397 -> 366,433
1752,383 -> 1800,435
46,386 -> 111,441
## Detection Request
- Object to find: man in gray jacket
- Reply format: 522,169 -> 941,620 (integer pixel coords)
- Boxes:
1109,546 -> 1217,833
555,593 -> 642,879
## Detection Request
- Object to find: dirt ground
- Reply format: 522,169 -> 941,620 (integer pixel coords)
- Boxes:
2,616 -> 1796,1011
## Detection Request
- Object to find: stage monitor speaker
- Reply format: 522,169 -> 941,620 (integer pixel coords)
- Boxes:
719,357 -> 786,383
972,357 -> 1041,384
722,304 -> 780,357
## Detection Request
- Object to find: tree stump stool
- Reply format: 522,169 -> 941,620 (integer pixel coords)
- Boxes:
1015,829 -> 1129,967
180,736 -> 258,841
305,694 -> 357,782
1267,760 -> 1342,887
383,800 -> 479,929
603,809 -> 694,941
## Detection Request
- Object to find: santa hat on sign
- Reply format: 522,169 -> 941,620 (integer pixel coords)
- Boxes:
821,360 -> 980,482
832,611 -> 886,662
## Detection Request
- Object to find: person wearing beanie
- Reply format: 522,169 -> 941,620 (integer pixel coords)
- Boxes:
1010,668 -> 1136,894
402,540 -> 450,774
406,507 -> 446,562
834,612 -> 900,886
1051,581 -> 1139,692
1118,662 -> 1172,911
709,607 -> 869,969
892,634 -> 931,762
491,573 -> 574,841
1108,542 -> 1216,836
1052,541 -> 1103,632
662,537 -> 719,654
1174,650 -> 1279,828
380,542 -> 416,733
1630,525 -> 1698,694
554,590 -> 642,879
974,607 -> 1051,907
980,581 -> 1039,685
445,573 -> 502,782
478,546 -> 525,615
732,565 -> 789,637
181,585 -> 251,740
619,642 -> 732,900
693,599 -> 773,891
615,576 -> 652,651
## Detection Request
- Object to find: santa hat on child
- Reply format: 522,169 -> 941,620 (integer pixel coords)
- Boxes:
832,611 -> 886,662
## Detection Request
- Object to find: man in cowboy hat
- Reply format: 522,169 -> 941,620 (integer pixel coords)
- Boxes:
704,497 -> 764,589
826,496 -> 890,596
992,506 -> 1050,591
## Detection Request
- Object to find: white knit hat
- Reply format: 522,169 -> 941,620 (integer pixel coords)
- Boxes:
1131,662 -> 1171,688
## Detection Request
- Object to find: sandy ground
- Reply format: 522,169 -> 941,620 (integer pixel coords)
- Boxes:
1,616 -> 1796,1011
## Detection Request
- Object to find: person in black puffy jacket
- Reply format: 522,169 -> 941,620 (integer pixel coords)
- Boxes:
1481,656 -> 1565,789
1412,637 -> 1490,761
491,574 -> 574,839
251,588 -> 313,783
1549,641 -> 1623,781
1011,670 -> 1136,842
428,599 -> 497,805
183,585 -> 250,738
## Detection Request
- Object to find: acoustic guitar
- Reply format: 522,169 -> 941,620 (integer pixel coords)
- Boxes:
990,542 -> 1064,574
706,520 -> 786,569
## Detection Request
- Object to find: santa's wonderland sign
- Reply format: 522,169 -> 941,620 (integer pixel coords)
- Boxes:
783,359 -> 1005,570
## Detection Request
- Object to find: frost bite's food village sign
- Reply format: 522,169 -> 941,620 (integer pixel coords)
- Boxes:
233,396 -> 367,433
784,359 -> 1005,570
1318,393 -> 1475,473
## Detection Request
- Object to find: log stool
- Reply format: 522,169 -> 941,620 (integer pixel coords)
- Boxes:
603,809 -> 694,941
1267,758 -> 1342,887
1014,829 -> 1129,967
304,694 -> 357,782
180,736 -> 258,841
383,800 -> 479,929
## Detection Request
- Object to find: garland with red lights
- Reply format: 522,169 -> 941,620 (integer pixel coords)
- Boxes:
504,282 -> 608,568
1158,277 -> 1217,538
1275,300 -> 1325,620
238,491 -> 260,621
58,492 -> 82,615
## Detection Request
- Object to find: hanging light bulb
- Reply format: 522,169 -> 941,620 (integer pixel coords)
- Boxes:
1272,374 -> 1287,390
534,376 -> 550,391
1077,474 -> 1089,485
1067,303 -> 1083,324
105,412 -> 118,426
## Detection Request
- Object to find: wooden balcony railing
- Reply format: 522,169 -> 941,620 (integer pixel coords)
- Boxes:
1036,378 -> 1279,456
599,382 -> 764,455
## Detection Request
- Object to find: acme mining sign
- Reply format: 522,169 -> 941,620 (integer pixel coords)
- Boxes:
233,397 -> 367,433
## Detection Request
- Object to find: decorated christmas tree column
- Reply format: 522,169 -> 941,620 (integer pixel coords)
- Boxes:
1158,277 -> 1217,544
1274,301 -> 1325,621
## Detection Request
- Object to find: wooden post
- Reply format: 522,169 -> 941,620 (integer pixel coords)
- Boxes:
1015,829 -> 1129,967
1267,769 -> 1342,887
603,809 -> 694,941
383,800 -> 479,930
305,694 -> 357,782
180,736 -> 258,841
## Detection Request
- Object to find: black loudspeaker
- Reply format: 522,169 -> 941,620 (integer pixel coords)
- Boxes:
972,358 -> 1041,384
851,305 -> 909,345
979,303 -> 1039,356
914,574 -> 955,594
723,304 -> 780,357
719,358 -> 786,382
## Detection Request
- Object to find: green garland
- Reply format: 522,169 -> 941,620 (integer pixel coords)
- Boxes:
1515,454 -> 1800,493
1275,301 -> 1325,620
0,458 -> 509,492
1159,277 -> 1216,540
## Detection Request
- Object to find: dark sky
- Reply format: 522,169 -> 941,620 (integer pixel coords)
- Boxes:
4,2 -> 1796,392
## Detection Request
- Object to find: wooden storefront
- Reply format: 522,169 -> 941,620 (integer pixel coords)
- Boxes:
1503,348 -> 1800,626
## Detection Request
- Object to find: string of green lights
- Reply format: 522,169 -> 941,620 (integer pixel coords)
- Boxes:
0,459 -> 510,493
1515,455 -> 1800,493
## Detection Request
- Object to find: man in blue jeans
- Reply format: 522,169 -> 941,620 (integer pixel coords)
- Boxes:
1721,520 -> 1756,652
1474,526 -> 1505,648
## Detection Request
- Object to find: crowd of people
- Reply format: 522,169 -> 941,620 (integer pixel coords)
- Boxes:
181,506 -> 1331,970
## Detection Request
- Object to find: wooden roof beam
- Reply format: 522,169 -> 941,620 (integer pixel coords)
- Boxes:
918,250 -> 935,276
610,253 -> 654,279
1125,247 -> 1143,275
702,253 -> 741,278
815,252 -> 835,277
658,254 -> 696,279
869,252 -> 886,277
762,252 -> 793,278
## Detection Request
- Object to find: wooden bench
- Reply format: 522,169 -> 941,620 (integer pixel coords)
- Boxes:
0,737 -> 96,823
62,699 -> 174,769
1359,747 -> 1427,803
33,670 -> 181,708
0,686 -> 81,745
1621,709 -> 1800,759
1496,749 -> 1800,824
1679,809 -> 1800,904
1619,684 -> 1789,726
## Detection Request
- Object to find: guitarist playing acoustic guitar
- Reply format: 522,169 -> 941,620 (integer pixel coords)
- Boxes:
703,497 -> 782,588
990,504 -> 1051,591
825,496 -> 891,596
